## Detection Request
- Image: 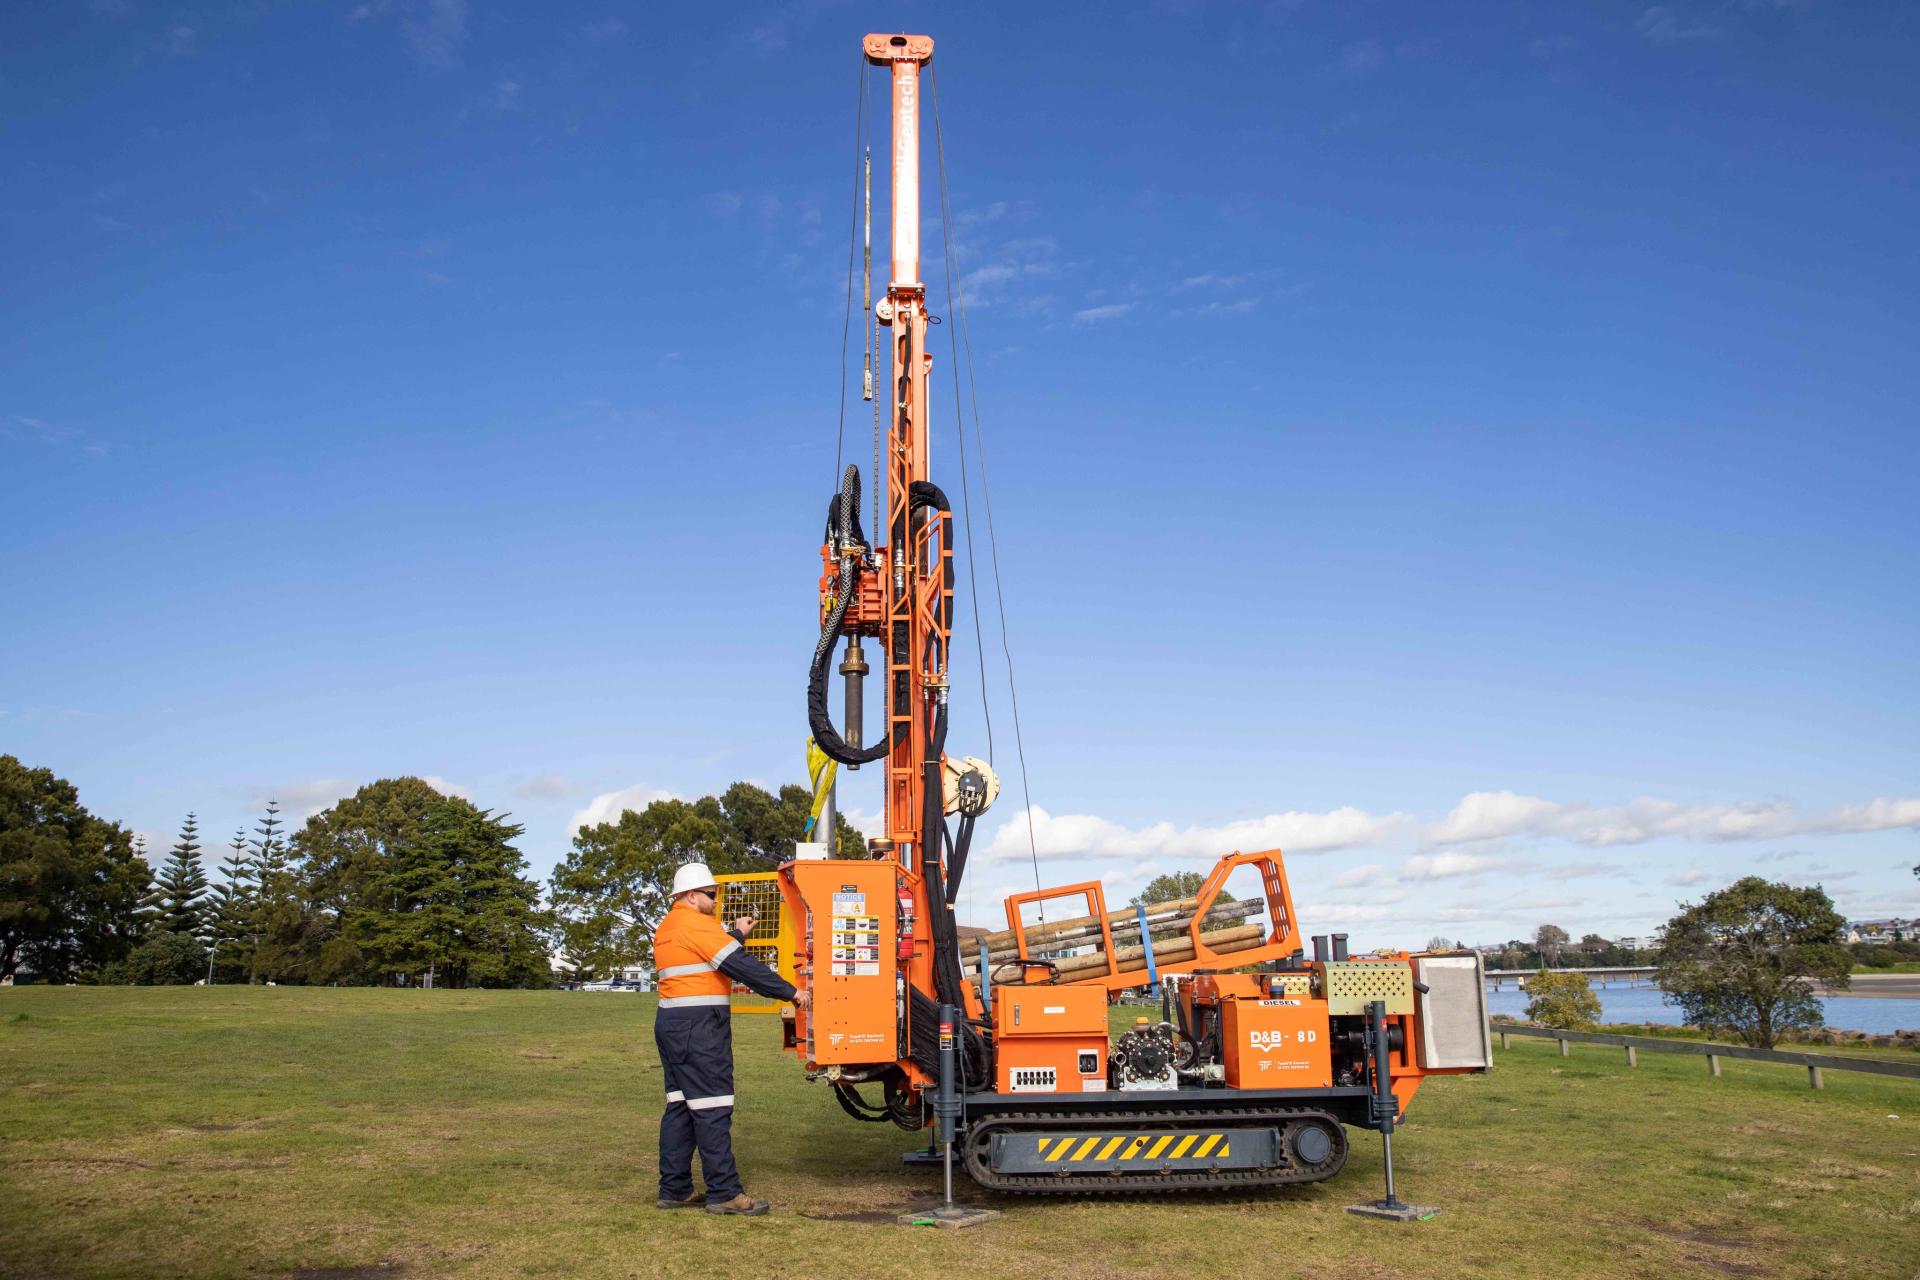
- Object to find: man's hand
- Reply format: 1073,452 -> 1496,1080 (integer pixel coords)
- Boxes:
730,914 -> 757,936
791,989 -> 812,1011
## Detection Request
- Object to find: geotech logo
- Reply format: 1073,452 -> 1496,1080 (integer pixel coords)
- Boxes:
1249,1028 -> 1318,1053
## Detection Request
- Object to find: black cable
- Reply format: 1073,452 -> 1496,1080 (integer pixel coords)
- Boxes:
930,65 -> 1043,906
832,1082 -> 893,1123
833,58 -> 867,489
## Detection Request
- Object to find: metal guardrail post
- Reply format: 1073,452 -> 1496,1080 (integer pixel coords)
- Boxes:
1494,1023 -> 1919,1086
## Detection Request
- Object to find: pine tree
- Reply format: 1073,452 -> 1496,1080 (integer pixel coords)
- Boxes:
248,801 -> 307,983
133,834 -> 160,928
206,827 -> 258,983
148,813 -> 211,938
354,801 -> 551,988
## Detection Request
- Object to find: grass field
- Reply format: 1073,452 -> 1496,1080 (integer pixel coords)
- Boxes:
2,988 -> 1914,1280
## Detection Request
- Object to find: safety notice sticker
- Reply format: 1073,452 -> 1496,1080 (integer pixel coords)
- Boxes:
831,893 -> 867,915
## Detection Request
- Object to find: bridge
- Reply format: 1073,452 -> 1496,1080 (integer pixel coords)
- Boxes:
1484,965 -> 1656,991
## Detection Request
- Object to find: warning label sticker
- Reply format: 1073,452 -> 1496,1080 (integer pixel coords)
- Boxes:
831,893 -> 867,915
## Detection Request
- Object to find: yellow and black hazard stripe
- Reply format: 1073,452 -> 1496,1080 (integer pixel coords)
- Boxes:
1033,1131 -> 1234,1164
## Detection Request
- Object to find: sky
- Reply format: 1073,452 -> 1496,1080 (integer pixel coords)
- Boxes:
3,1 -> 1916,949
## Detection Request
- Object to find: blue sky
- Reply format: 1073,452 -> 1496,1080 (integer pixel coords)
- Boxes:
4,1 -> 1915,946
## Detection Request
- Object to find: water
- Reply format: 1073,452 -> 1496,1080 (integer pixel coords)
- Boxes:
1485,984 -> 1920,1036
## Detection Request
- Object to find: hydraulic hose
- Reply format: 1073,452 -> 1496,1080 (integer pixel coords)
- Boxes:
808,466 -> 889,766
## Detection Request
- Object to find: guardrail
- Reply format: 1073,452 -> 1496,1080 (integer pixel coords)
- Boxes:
1494,1022 -> 1920,1089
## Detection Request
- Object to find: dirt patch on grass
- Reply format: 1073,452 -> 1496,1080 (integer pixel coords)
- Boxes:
289,1267 -> 403,1280
801,1203 -> 926,1224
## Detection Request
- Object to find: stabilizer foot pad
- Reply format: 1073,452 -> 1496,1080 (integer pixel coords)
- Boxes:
1346,1201 -> 1439,1222
897,1206 -> 1001,1229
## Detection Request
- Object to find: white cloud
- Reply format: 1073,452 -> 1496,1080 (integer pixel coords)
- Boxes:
1331,862 -> 1387,888
514,774 -> 578,801
1636,7 -> 1719,45
1072,303 -> 1135,325
1428,790 -> 1920,848
403,0 -> 467,67
1667,868 -> 1711,886
1429,790 -> 1566,844
568,784 -> 680,836
1821,798 -> 1920,833
251,778 -> 356,821
419,775 -> 471,800
1403,851 -> 1509,880
983,804 -> 1403,863
1542,861 -> 1615,881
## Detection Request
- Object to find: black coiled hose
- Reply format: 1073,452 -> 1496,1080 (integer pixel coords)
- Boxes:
808,466 -> 889,766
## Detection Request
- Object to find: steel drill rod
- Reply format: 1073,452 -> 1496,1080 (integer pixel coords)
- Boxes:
1044,923 -> 1268,978
962,901 -> 1262,970
975,897 -> 1200,951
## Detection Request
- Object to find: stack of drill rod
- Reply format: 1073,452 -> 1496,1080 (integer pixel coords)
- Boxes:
961,894 -> 1266,983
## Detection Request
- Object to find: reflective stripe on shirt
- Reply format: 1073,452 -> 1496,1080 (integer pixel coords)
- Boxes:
658,994 -> 731,1008
656,961 -> 716,979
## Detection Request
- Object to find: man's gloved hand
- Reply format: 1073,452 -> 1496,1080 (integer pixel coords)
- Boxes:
730,915 -> 757,936
791,989 -> 812,1010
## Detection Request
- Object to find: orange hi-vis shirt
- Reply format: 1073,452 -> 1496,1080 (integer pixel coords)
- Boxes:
652,902 -> 743,1008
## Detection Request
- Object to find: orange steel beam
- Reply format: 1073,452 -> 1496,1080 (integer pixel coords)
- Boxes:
864,33 -> 946,1010
999,851 -> 1306,995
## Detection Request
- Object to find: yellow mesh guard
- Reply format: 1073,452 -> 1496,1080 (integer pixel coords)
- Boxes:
715,872 -> 797,1015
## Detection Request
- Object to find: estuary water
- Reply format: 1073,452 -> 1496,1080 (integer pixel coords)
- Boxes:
1484,984 -> 1920,1036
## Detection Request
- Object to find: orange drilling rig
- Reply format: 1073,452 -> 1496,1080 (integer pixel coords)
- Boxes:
770,32 -> 1491,1204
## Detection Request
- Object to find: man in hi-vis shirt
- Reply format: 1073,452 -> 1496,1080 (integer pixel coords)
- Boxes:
651,861 -> 811,1216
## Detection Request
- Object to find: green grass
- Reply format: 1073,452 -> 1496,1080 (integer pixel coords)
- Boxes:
1,988 -> 1914,1280
1852,961 -> 1920,974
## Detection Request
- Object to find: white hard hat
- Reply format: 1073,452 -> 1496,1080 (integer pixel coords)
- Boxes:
671,862 -> 719,898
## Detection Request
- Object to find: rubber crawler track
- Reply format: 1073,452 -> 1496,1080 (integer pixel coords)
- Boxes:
960,1105 -> 1349,1195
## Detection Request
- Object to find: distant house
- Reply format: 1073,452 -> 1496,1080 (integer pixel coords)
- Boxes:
549,949 -> 653,989
1849,919 -> 1915,944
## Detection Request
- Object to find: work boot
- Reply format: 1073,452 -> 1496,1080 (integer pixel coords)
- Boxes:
655,1191 -> 703,1209
705,1194 -> 770,1216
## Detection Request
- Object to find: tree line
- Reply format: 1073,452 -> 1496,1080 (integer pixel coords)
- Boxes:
2,755 -> 861,988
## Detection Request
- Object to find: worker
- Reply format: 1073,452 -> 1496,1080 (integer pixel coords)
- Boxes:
651,861 -> 811,1216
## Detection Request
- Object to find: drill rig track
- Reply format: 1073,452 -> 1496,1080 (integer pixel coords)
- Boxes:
959,1104 -> 1349,1195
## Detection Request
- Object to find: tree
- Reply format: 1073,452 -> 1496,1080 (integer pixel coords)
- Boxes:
96,930 -> 206,986
0,756 -> 150,982
548,781 -> 871,978
714,781 -> 864,866
349,801 -> 551,988
1129,871 -> 1236,909
1524,969 -> 1602,1029
290,776 -> 466,984
1426,935 -> 1457,953
206,828 -> 257,982
551,797 -> 732,975
145,814 -> 210,938
248,802 -> 305,983
1533,924 -> 1570,966
1656,877 -> 1850,1049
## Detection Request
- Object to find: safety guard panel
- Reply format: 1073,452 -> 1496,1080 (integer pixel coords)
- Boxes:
714,872 -> 796,1015
991,1127 -> 1278,1175
787,860 -> 899,1065
992,983 -> 1109,1094
1222,998 -> 1333,1089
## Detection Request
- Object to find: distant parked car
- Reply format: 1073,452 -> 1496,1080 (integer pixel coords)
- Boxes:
579,979 -> 640,993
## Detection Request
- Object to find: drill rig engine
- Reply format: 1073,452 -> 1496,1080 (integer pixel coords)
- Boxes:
763,30 -> 1492,1198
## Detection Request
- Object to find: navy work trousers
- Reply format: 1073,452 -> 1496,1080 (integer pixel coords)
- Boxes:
655,1004 -> 743,1204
